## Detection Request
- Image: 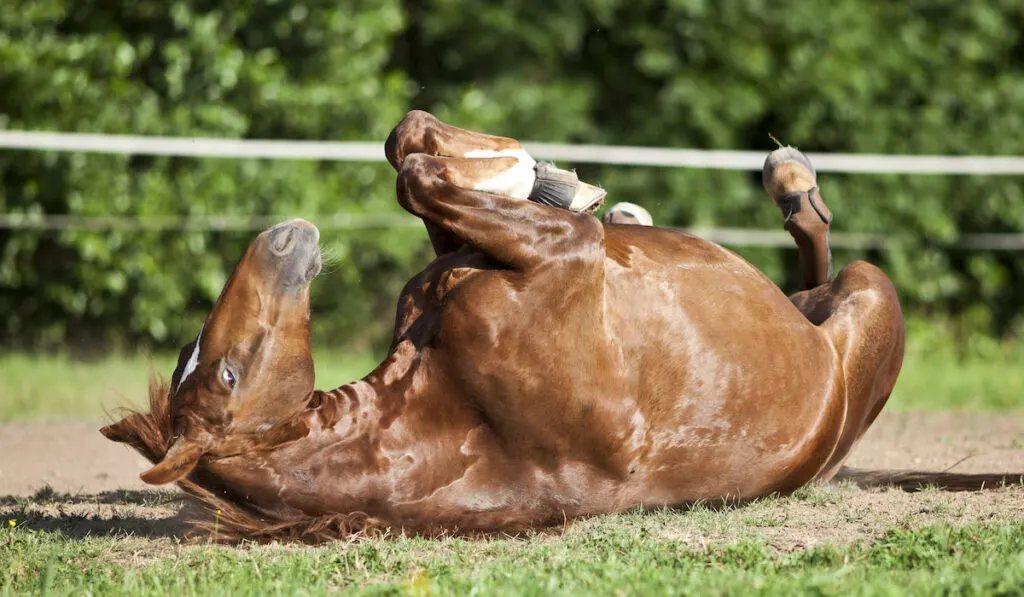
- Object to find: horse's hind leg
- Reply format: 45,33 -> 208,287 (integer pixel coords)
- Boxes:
762,147 -> 905,480
799,262 -> 905,479
385,111 -> 605,256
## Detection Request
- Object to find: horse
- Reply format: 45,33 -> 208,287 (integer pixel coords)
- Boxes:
102,111 -> 1021,542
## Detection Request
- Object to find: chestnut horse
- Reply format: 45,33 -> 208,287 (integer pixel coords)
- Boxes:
102,112 -> 1021,542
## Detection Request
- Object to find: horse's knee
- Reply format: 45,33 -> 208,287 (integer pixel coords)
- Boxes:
396,153 -> 442,212
385,110 -> 442,170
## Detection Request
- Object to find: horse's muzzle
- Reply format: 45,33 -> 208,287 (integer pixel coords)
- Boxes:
264,219 -> 322,287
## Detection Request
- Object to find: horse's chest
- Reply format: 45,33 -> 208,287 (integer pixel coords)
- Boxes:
393,259 -> 500,345
422,275 -> 633,470
428,271 -> 522,354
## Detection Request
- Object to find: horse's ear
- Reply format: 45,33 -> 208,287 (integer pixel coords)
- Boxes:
100,417 -> 139,445
139,438 -> 204,485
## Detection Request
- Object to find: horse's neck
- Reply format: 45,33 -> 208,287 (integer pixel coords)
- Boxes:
238,348 -> 506,521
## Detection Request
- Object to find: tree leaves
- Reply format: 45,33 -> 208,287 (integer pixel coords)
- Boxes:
5,0 -> 1024,351
1,0 -> 411,351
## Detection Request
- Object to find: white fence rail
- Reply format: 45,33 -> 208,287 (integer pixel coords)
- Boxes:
2,130 -> 1023,249
4,130 -> 1024,174
5,213 -> 1023,250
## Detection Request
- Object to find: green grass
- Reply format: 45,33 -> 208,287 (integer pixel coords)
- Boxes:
0,349 -> 380,421
3,518 -> 1024,596
889,319 -> 1024,411
891,351 -> 1024,410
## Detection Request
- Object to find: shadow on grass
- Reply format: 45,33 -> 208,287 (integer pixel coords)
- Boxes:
0,487 -> 192,539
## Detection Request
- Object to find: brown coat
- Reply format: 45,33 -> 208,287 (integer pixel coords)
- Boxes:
101,112 -> 1013,543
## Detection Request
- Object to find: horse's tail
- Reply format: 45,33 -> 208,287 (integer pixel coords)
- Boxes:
833,466 -> 1024,492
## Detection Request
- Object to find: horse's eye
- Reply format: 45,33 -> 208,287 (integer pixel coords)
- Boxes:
220,367 -> 236,390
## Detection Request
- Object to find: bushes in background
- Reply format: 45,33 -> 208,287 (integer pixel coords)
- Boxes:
0,0 -> 419,351
4,0 -> 1024,352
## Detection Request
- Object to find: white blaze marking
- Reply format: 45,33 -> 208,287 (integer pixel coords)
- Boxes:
464,148 -> 537,200
176,326 -> 203,392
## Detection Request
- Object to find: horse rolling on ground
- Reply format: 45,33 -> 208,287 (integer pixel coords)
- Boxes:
103,112 -> 1024,542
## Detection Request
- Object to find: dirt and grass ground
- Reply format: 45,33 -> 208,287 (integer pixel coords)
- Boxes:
3,343 -> 1024,594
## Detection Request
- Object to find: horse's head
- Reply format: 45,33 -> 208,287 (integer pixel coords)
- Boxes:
124,219 -> 322,485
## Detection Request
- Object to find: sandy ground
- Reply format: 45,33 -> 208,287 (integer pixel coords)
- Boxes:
0,421 -> 153,496
4,411 -> 1024,497
2,411 -> 1024,547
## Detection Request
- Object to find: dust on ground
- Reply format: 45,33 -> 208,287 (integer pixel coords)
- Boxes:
2,411 -> 1024,552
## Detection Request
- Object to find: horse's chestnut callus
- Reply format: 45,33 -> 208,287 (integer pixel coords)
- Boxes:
102,112 -> 1007,544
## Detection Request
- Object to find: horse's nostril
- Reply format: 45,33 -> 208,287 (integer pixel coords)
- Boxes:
272,227 -> 295,255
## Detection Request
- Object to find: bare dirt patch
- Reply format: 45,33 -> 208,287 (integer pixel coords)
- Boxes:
2,411 -> 1023,549
634,483 -> 1024,552
847,411 -> 1024,473
0,421 -> 155,496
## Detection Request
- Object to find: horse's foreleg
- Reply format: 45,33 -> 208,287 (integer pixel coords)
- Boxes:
386,111 -> 536,257
386,111 -> 605,257
385,110 -> 531,171
396,153 -> 603,271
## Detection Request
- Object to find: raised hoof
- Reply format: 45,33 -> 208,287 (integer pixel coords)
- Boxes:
762,144 -> 834,287
762,146 -> 831,226
762,146 -> 817,200
573,181 -> 608,214
529,162 -> 606,214
603,202 -> 653,226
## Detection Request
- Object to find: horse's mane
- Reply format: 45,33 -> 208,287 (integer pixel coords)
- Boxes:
104,379 -> 556,543
110,379 -> 1024,545
104,378 -> 384,543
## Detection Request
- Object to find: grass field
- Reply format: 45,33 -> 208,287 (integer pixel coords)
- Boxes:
8,526 -> 1024,596
4,484 -> 1024,596
3,327 -> 1024,595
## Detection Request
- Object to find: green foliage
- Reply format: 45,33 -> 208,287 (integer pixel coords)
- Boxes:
4,0 -> 1024,351
0,0 -> 420,350
403,0 -> 1024,336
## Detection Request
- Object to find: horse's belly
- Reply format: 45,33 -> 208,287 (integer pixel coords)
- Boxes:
603,253 -> 846,501
414,239 -> 847,505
